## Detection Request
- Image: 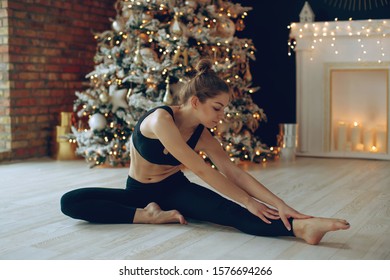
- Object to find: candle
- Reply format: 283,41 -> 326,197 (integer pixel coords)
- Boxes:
337,122 -> 347,151
350,122 -> 362,151
355,143 -> 364,151
375,128 -> 387,153
363,129 -> 374,152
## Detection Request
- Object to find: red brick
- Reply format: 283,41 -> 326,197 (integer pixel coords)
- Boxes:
18,72 -> 40,80
24,81 -> 45,89
13,97 -> 37,107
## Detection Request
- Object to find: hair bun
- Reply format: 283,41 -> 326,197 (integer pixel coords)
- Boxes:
195,59 -> 213,74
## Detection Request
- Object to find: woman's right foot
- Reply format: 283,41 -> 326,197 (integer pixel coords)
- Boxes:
293,217 -> 350,245
134,202 -> 187,225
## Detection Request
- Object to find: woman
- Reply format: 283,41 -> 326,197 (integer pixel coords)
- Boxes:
61,59 -> 350,245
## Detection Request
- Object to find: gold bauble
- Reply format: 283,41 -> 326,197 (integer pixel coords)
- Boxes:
99,92 -> 109,103
215,18 -> 236,38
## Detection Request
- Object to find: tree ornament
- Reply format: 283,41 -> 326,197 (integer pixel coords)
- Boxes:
182,48 -> 189,66
88,113 -> 107,131
109,84 -> 129,112
140,48 -> 159,62
163,78 -> 174,105
126,87 -> 133,101
172,49 -> 181,64
134,41 -> 143,65
215,18 -> 236,38
244,62 -> 252,82
99,92 -> 109,103
138,33 -> 150,44
112,18 -> 125,32
236,19 -> 245,31
170,14 -> 183,36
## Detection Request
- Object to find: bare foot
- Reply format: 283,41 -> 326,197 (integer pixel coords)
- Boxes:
293,217 -> 350,245
133,202 -> 187,225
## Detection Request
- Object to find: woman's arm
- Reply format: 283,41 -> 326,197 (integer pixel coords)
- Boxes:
150,109 -> 252,208
199,130 -> 284,206
200,130 -> 311,230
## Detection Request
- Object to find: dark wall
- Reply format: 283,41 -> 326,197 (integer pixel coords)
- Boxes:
237,0 -> 390,146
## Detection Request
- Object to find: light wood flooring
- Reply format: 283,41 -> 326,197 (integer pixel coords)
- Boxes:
0,156 -> 389,260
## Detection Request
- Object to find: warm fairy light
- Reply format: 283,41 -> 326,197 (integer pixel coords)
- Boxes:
288,19 -> 389,62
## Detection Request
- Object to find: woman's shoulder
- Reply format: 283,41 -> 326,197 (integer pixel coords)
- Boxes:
144,106 -> 175,130
152,106 -> 174,121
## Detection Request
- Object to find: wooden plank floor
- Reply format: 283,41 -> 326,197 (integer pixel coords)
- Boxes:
0,157 -> 389,260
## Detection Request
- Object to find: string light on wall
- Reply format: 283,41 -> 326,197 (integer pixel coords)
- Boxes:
288,19 -> 390,63
324,0 -> 390,11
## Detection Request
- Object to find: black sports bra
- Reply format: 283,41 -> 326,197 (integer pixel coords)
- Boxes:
132,106 -> 204,166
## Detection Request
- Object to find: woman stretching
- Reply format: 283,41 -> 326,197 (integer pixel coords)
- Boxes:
61,59 -> 350,245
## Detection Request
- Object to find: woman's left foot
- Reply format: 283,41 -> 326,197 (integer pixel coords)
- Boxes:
293,217 -> 350,245
134,202 -> 187,225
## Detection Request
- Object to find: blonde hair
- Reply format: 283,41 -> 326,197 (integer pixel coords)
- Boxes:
180,59 -> 230,104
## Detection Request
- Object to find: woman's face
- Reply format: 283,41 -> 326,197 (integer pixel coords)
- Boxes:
195,92 -> 230,129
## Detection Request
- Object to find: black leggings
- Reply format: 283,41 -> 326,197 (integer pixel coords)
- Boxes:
60,171 -> 294,237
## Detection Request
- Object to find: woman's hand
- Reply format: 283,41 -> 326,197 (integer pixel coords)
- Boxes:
274,202 -> 312,231
246,198 -> 312,231
245,198 -> 280,225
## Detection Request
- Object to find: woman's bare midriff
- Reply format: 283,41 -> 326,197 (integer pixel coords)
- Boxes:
128,138 -> 182,183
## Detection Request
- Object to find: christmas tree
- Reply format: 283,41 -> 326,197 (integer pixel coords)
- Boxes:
70,0 -> 275,168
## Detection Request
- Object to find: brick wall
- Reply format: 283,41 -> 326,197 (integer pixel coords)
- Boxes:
0,0 -> 115,161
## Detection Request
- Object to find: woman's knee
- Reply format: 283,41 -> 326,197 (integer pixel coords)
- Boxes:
60,189 -> 85,218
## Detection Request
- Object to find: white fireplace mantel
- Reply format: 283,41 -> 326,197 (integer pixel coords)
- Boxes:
290,19 -> 390,160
